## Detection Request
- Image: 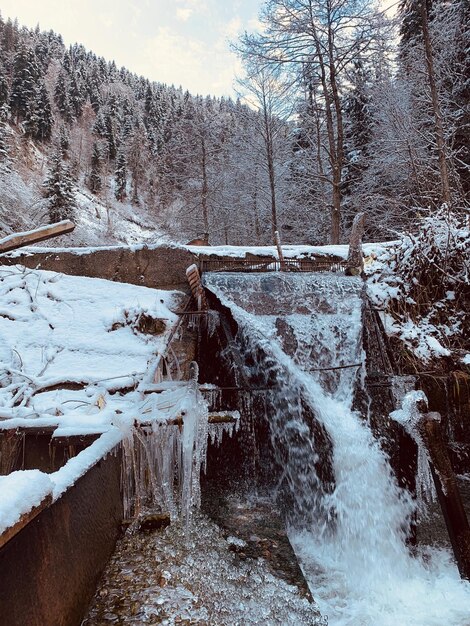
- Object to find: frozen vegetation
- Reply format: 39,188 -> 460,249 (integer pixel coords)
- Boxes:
366,211 -> 469,367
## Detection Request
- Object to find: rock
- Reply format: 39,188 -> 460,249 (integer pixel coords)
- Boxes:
138,513 -> 171,532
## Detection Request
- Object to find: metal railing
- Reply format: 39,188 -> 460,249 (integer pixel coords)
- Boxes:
199,256 -> 348,274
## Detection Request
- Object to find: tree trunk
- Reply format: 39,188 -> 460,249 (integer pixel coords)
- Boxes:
331,170 -> 341,245
327,10 -> 344,244
262,94 -> 278,243
420,0 -> 451,206
307,1 -> 342,244
201,136 -> 209,234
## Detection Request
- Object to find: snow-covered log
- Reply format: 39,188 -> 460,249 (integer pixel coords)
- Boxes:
0,221 -> 75,254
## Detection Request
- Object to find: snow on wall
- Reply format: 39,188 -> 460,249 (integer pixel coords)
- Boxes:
0,470 -> 53,536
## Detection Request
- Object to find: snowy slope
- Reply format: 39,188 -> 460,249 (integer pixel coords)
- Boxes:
0,128 -> 167,247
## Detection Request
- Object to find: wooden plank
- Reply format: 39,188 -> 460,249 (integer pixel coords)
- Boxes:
186,264 -> 208,310
137,411 -> 239,428
0,220 -> 75,255
0,494 -> 52,550
274,230 -> 286,271
418,412 -> 470,580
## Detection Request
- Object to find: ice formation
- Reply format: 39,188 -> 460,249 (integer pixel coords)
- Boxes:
0,266 -> 217,537
390,390 -> 438,506
84,512 -> 325,626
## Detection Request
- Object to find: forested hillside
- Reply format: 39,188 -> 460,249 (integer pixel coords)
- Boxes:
0,0 -> 468,246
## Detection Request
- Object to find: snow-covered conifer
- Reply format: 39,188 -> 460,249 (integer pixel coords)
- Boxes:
43,151 -> 75,222
114,149 -> 127,201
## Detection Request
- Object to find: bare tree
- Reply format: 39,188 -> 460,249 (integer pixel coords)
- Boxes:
236,63 -> 293,243
239,0 -> 384,243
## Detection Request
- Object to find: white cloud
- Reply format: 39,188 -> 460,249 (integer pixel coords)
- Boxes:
222,16 -> 243,39
176,7 -> 193,21
175,0 -> 208,13
142,25 -> 239,96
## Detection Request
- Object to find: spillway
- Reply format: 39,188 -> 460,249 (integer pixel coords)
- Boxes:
204,271 -> 470,626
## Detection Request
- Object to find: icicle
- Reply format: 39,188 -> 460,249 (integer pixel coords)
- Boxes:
390,390 -> 437,506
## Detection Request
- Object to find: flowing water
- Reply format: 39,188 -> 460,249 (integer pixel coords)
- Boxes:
204,272 -> 470,626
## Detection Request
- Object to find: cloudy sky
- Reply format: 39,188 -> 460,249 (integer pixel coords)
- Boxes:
0,0 -> 264,97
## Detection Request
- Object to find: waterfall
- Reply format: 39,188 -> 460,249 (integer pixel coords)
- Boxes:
204,272 -> 470,626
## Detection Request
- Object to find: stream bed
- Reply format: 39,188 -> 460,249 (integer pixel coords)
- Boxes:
82,506 -> 325,626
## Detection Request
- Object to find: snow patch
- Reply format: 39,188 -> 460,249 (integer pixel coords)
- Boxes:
0,470 -> 53,535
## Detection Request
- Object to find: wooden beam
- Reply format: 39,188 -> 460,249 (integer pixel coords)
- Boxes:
0,494 -> 52,550
137,410 -> 239,429
418,412 -> 470,580
0,220 -> 75,255
51,434 -> 102,447
346,212 -> 365,274
274,230 -> 287,271
186,264 -> 208,310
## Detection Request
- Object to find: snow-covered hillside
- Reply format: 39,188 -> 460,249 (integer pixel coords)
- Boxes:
0,128 -> 166,246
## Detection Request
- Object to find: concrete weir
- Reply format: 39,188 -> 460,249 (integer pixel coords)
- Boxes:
1,243 -> 198,289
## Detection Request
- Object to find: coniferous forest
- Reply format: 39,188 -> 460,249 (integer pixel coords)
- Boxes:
0,0 -> 468,246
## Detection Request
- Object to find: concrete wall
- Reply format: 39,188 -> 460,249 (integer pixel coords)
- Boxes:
0,450 -> 122,626
2,244 -> 197,290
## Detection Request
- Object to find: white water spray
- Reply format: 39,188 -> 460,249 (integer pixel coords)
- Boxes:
205,272 -> 470,626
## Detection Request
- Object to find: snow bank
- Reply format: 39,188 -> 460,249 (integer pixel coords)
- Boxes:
0,266 -> 181,430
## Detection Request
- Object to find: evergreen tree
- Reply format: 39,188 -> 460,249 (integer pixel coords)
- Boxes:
0,63 -> 8,108
343,58 -> 374,205
34,35 -> 50,73
93,108 -> 117,160
399,0 -> 435,49
114,150 -> 127,201
69,72 -> 84,118
10,45 -> 39,122
87,67 -> 102,113
89,142 -> 102,193
24,81 -> 53,141
59,124 -> 70,156
43,151 -> 75,222
2,18 -> 17,55
54,71 -> 73,123
0,121 -> 10,169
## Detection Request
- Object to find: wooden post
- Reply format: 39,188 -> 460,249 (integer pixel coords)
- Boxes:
346,212 -> 365,275
417,412 -> 470,580
274,230 -> 286,271
0,221 -> 75,255
186,264 -> 208,311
